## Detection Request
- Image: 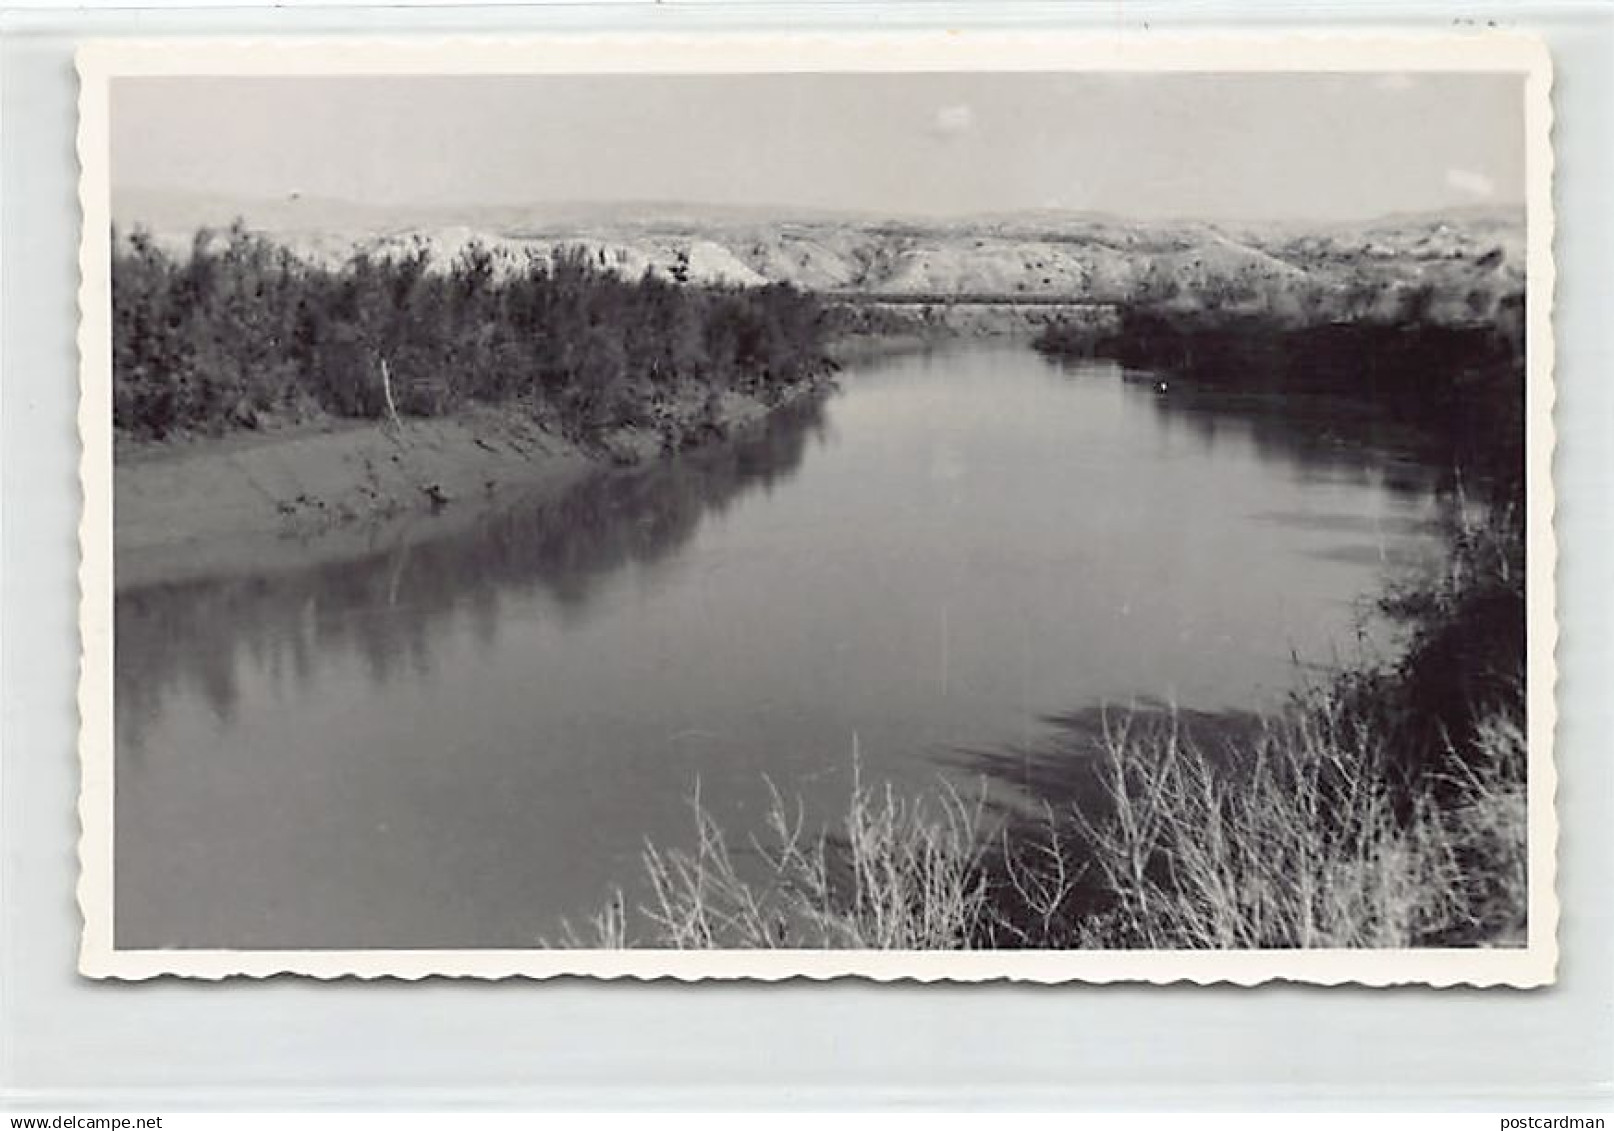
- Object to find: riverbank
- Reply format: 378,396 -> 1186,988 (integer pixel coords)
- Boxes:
115,376 -> 832,591
110,224 -> 860,588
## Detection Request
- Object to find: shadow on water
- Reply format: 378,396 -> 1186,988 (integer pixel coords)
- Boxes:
1137,380 -> 1443,498
944,700 -> 1269,824
115,393 -> 832,759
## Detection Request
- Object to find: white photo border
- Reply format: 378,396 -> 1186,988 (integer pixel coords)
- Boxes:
76,30 -> 1559,984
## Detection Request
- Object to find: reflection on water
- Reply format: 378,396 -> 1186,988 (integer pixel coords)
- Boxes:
116,396 -> 831,763
1139,383 -> 1443,500
115,340 -> 1446,948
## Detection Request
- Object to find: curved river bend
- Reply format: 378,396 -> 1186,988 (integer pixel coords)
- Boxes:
115,340 -> 1445,948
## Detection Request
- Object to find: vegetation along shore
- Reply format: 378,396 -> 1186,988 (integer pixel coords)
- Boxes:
111,223 -> 838,578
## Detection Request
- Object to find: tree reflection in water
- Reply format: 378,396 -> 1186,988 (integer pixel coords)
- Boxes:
115,394 -> 832,761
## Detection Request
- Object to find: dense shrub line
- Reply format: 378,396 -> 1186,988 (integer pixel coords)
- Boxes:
112,223 -> 833,439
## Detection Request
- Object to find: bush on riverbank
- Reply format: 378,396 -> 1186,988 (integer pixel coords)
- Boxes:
112,223 -> 833,440
1070,673 -> 1525,949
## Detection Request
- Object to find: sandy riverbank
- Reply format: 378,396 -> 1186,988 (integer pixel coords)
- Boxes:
114,380 -> 832,592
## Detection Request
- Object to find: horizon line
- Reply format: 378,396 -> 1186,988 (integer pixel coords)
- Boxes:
110,183 -> 1529,231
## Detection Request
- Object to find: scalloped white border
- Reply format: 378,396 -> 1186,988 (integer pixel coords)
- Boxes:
75,30 -> 1558,984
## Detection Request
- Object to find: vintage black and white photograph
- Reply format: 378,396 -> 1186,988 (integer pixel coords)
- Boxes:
76,35 -> 1555,982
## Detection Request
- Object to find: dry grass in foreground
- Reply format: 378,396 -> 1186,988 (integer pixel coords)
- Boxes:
555,682 -> 1526,951
1070,690 -> 1527,950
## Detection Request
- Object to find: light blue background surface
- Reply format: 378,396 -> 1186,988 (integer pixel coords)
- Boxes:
3,1 -> 1611,1109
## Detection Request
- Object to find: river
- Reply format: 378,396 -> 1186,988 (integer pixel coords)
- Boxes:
113,339 -> 1447,948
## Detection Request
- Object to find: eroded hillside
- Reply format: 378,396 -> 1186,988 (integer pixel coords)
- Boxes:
113,190 -> 1525,329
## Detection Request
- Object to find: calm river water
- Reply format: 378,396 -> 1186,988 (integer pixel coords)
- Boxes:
115,339 -> 1446,948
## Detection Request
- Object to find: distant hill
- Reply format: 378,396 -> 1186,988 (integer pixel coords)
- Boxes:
112,187 -> 1526,327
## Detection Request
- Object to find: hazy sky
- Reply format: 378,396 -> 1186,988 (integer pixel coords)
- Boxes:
110,71 -> 1526,222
